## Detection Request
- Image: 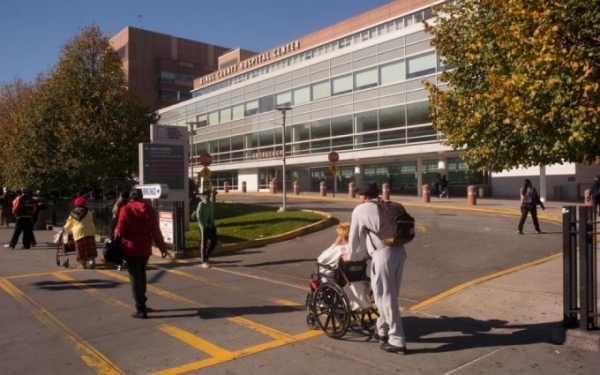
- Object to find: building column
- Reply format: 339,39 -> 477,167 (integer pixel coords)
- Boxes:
416,157 -> 423,197
354,165 -> 363,188
438,159 -> 448,176
539,165 -> 546,202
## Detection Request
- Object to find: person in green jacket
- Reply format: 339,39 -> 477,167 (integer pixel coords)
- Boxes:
196,190 -> 217,268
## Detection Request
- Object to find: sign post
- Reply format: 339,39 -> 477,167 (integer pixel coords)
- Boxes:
134,184 -> 170,199
199,152 -> 212,192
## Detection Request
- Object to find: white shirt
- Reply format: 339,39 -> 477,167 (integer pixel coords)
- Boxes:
348,199 -> 386,260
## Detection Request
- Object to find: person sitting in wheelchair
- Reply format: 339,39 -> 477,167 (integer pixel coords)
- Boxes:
316,222 -> 372,312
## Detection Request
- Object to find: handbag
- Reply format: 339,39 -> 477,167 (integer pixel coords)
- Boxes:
103,234 -> 124,265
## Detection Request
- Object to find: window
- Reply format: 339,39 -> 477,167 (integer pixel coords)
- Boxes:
208,111 -> 219,125
245,100 -> 258,116
380,60 -> 406,85
354,67 -> 378,90
259,95 -> 274,113
310,119 -> 330,139
276,91 -> 292,107
407,52 -> 436,79
220,107 -> 231,123
311,81 -> 330,101
379,106 -> 406,130
232,104 -> 244,120
332,74 -> 352,96
406,101 -> 430,126
293,86 -> 310,105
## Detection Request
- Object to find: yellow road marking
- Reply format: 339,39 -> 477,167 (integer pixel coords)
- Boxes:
97,269 -> 298,341
0,277 -> 124,375
409,253 -> 562,311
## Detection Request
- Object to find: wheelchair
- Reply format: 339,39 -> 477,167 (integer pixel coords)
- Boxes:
305,258 -> 379,339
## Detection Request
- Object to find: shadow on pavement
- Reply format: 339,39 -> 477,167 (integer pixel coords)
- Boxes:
404,315 -> 560,353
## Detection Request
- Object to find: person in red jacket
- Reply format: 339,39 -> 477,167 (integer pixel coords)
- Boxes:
115,188 -> 167,319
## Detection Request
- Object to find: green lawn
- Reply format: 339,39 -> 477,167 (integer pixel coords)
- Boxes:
185,202 -> 325,249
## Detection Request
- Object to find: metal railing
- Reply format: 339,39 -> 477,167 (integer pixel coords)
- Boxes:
562,205 -> 598,330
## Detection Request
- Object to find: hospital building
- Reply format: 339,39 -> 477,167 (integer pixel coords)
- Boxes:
156,0 -> 599,201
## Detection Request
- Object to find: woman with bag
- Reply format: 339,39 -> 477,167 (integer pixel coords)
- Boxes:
63,197 -> 97,269
115,188 -> 167,319
517,179 -> 544,235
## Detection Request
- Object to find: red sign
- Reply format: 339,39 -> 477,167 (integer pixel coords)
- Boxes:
328,151 -> 339,163
199,152 -> 212,167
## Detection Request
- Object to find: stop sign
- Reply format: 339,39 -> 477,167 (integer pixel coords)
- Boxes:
199,152 -> 212,167
328,151 -> 339,163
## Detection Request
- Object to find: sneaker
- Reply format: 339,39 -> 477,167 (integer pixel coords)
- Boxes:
517,230 -> 524,235
87,259 -> 95,269
380,342 -> 407,355
131,311 -> 147,319
372,332 -> 389,344
4,244 -> 14,249
536,229 -> 543,234
201,261 -> 211,269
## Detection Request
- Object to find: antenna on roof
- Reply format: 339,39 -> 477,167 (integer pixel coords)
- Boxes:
138,14 -> 143,29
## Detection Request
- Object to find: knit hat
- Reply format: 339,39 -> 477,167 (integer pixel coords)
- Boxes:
74,197 -> 85,207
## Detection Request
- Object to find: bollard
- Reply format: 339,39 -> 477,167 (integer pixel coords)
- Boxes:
293,180 -> 300,195
224,181 -> 229,193
584,189 -> 593,206
241,181 -> 246,193
382,182 -> 390,201
467,185 -> 477,205
320,181 -> 327,197
422,184 -> 430,203
349,182 -> 356,198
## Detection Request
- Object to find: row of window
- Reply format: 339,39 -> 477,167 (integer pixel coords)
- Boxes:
191,5 -> 435,99
188,51 -> 438,129
205,157 -> 481,194
159,72 -> 195,84
190,103 -> 435,166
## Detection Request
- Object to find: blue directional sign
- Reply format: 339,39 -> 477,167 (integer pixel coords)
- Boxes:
135,184 -> 170,199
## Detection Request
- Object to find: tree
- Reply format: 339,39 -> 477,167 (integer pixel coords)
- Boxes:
424,0 -> 600,172
5,26 -> 157,194
0,78 -> 42,189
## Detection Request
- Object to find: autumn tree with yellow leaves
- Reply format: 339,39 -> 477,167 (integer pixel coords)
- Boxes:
424,0 -> 600,172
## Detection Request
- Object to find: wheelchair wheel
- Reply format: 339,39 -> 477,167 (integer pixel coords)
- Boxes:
305,291 -> 318,329
311,282 -> 351,338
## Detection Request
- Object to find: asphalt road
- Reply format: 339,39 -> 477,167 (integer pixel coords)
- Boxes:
216,194 -> 563,308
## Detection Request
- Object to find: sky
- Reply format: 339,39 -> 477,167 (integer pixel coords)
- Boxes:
0,0 -> 392,87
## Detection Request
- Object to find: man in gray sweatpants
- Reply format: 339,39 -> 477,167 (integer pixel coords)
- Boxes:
345,181 -> 408,354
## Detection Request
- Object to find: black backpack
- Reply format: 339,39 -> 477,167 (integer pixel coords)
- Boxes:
368,199 -> 415,247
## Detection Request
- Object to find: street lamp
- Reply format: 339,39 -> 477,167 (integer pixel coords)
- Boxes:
187,122 -> 196,191
277,106 -> 292,212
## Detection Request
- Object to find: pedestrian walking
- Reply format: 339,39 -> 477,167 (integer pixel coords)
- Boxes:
111,190 -> 130,233
196,189 -> 217,268
344,182 -> 408,354
63,197 -> 97,268
115,188 -> 167,319
517,179 -> 545,234
587,175 -> 600,216
439,174 -> 450,198
1,187 -> 13,227
5,187 -> 37,249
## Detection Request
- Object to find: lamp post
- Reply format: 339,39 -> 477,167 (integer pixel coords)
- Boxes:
277,106 -> 292,212
187,123 -> 194,190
